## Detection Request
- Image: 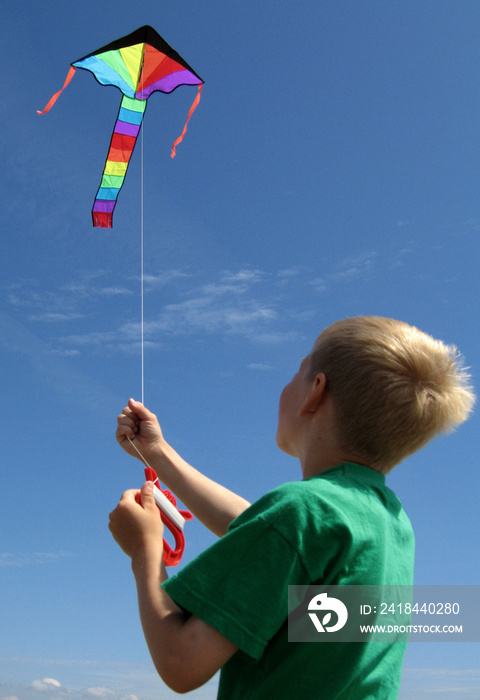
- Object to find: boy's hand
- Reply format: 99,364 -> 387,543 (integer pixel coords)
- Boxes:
116,399 -> 165,464
109,481 -> 164,563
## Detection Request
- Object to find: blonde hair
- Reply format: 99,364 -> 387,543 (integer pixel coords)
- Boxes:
308,316 -> 475,472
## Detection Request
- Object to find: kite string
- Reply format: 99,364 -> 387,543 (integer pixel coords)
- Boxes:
131,74 -> 151,478
127,435 -> 152,469
140,78 -> 145,405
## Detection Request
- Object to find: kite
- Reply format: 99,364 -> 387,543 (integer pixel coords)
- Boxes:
38,27 -> 202,565
38,25 -> 204,228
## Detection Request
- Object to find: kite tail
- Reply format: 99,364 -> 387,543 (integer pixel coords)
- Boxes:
37,66 -> 77,114
171,83 -> 203,158
92,95 -> 147,228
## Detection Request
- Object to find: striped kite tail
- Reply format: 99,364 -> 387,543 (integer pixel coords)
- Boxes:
92,95 -> 147,228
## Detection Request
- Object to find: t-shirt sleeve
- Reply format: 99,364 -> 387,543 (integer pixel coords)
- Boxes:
162,496 -> 309,660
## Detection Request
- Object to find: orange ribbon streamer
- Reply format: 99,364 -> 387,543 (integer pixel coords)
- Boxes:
171,83 -> 203,158
37,66 -> 77,115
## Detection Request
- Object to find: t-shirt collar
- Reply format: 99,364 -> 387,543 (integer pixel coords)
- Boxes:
314,462 -> 386,487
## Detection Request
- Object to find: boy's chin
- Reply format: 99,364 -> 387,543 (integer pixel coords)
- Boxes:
275,433 -> 298,458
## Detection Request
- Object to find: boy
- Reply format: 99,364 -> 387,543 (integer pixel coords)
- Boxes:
109,316 -> 474,698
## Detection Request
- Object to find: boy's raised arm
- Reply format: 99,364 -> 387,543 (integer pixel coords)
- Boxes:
109,482 -> 238,693
116,399 -> 251,537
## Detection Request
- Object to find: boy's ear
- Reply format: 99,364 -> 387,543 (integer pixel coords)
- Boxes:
298,373 -> 328,417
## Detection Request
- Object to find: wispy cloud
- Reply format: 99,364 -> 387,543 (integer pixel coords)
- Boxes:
142,269 -> 191,291
96,287 -> 132,297
4,254 -> 391,357
310,251 -> 377,292
58,268 -> 282,353
6,274 -> 133,325
5,667 -> 479,700
30,679 -> 65,694
0,309 -> 121,412
1,668 -> 219,700
83,689 -> 120,700
387,247 -> 415,270
399,668 -> 480,699
7,281 -> 84,323
0,552 -> 72,567
141,297 -> 277,337
201,268 -> 268,296
22,679 -> 140,700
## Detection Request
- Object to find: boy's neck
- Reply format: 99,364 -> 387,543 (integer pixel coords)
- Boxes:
297,429 -> 373,480
299,449 -> 359,480
300,455 -> 377,480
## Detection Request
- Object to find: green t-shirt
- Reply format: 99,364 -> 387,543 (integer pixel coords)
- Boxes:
163,462 -> 415,699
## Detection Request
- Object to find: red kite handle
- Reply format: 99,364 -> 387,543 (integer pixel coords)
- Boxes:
143,467 -> 193,566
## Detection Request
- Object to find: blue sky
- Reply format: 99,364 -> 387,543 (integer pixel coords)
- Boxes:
1,1 -> 479,698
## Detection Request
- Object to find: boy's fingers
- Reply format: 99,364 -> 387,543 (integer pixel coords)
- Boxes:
109,490 -> 138,519
119,406 -> 138,423
117,417 -> 137,432
116,427 -> 134,443
117,411 -> 139,437
140,481 -> 157,509
128,398 -> 158,423
119,488 -> 140,504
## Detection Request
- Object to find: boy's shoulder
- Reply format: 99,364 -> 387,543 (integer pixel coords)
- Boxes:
266,462 -> 391,505
233,462 -> 400,533
226,462 -> 413,583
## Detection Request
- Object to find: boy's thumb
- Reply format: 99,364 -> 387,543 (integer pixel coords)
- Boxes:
141,480 -> 156,509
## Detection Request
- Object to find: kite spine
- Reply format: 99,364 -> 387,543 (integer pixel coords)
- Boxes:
92,95 -> 147,228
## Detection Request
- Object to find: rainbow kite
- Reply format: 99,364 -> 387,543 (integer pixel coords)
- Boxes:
38,26 -> 203,228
